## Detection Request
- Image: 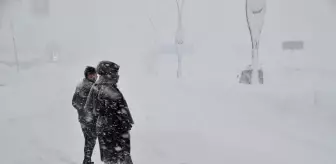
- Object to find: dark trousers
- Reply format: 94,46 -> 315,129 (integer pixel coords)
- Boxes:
97,130 -> 133,164
80,122 -> 98,162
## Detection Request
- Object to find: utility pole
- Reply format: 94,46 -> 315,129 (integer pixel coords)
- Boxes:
175,0 -> 185,78
244,0 -> 266,84
10,20 -> 19,72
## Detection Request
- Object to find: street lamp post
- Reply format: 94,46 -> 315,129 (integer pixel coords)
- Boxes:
10,20 -> 19,72
244,0 -> 266,84
175,0 -> 185,78
1,0 -> 21,72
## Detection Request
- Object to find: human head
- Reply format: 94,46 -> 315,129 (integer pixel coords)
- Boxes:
96,60 -> 120,76
84,66 -> 97,82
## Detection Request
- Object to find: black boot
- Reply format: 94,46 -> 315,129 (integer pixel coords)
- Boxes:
83,158 -> 94,164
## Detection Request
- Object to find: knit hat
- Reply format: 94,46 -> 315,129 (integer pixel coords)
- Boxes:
96,60 -> 120,76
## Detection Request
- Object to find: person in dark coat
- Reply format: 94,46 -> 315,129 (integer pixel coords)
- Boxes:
72,66 -> 98,164
84,61 -> 134,164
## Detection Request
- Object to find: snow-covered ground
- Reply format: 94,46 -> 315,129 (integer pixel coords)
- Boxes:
1,0 -> 336,164
1,54 -> 336,164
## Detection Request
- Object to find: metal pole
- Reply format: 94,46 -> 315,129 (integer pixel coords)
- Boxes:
175,0 -> 184,78
176,44 -> 182,78
10,20 -> 19,72
245,0 -> 266,84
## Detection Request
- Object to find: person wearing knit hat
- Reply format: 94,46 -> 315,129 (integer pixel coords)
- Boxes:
96,60 -> 120,76
84,61 -> 134,164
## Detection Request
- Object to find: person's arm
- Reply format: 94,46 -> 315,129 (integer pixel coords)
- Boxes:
116,89 -> 134,132
72,87 -> 81,110
84,85 -> 97,122
119,96 -> 134,125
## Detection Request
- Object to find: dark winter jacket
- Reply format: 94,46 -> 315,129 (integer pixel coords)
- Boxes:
84,74 -> 134,133
72,78 -> 96,124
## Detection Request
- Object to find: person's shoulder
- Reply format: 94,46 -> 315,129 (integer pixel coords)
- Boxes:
84,80 -> 95,89
100,85 -> 122,99
73,79 -> 81,88
76,79 -> 85,88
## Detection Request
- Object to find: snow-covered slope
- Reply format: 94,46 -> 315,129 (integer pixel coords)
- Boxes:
1,0 -> 336,164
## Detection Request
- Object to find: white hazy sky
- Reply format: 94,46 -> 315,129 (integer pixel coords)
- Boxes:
0,0 -> 335,65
